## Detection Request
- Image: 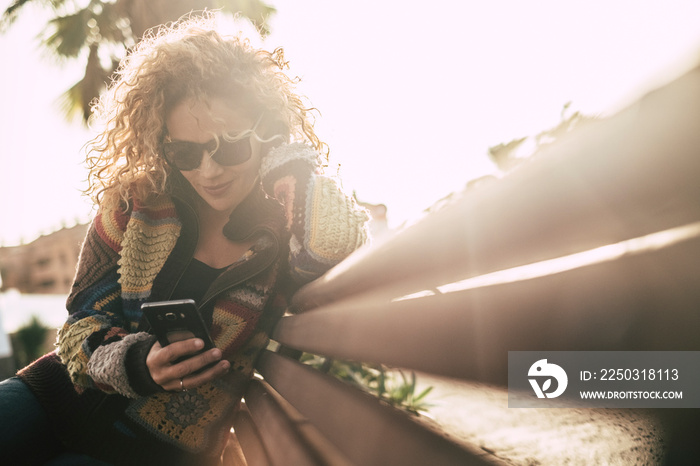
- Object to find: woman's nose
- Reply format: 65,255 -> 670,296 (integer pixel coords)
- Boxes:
198,150 -> 225,176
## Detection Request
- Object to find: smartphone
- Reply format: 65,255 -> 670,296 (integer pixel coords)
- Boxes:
141,299 -> 216,363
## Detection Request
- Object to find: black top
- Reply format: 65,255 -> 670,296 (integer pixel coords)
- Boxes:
170,259 -> 225,305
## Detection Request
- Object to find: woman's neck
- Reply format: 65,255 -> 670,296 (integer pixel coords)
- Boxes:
197,201 -> 233,239
193,200 -> 255,269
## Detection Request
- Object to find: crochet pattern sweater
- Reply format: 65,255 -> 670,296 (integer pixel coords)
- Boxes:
18,143 -> 369,465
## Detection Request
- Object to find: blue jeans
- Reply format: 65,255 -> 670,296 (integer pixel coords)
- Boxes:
0,377 -> 111,465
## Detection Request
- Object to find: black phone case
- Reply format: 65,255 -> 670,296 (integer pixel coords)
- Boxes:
141,299 -> 216,351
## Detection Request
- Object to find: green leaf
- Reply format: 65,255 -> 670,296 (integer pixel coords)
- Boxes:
413,386 -> 434,403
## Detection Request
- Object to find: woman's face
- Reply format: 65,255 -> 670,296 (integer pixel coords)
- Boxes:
165,98 -> 263,217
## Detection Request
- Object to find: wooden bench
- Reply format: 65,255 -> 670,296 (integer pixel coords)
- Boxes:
231,64 -> 700,465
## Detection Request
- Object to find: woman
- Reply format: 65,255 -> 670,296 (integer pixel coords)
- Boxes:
0,16 -> 369,465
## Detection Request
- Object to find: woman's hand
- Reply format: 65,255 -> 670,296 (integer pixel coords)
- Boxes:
146,338 -> 230,392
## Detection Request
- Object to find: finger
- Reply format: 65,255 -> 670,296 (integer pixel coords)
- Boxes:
158,338 -> 206,364
176,359 -> 231,391
164,347 -> 224,381
147,339 -> 212,388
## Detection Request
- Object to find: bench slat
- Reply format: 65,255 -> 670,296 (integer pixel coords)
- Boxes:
232,404 -> 272,466
244,379 -> 326,465
274,231 -> 700,384
244,378 -> 353,466
256,350 -> 496,466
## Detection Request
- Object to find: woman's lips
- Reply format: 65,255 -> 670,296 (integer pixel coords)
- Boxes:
201,180 -> 234,197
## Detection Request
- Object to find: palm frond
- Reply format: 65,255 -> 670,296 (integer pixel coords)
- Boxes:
42,9 -> 90,58
56,43 -> 110,123
56,78 -> 84,123
1,0 -> 36,30
1,0 -> 73,30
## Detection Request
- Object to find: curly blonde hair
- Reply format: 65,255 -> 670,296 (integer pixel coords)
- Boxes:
86,15 -> 325,211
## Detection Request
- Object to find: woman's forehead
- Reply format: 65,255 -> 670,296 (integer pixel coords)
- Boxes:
166,97 -> 254,140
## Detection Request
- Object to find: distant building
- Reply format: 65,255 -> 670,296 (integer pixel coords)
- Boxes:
0,223 -> 88,295
0,224 -> 88,379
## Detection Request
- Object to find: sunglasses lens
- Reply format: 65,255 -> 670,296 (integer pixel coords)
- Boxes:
163,142 -> 202,171
211,138 -> 252,166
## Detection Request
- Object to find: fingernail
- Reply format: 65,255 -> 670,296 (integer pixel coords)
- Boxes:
194,339 -> 204,349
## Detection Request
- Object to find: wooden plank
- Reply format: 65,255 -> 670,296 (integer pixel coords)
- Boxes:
232,404 -> 271,466
256,350 -> 497,466
274,231 -> 700,384
245,379 -> 324,466
293,66 -> 700,312
244,378 -> 352,466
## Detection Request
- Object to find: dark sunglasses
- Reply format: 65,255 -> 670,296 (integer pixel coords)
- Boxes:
162,136 -> 252,171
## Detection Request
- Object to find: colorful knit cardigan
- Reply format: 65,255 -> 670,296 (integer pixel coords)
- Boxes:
18,143 -> 369,465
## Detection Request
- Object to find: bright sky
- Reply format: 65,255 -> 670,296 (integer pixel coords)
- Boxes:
1,0 -> 700,245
